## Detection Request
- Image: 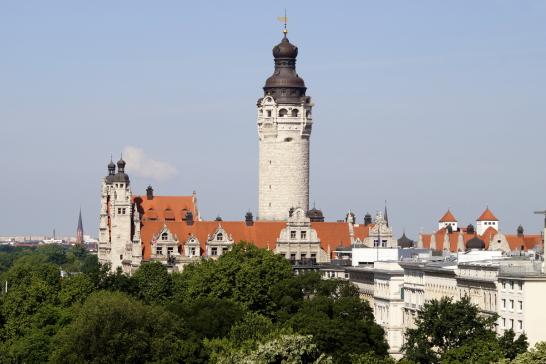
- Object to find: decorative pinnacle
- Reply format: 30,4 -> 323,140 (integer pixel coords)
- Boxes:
277,9 -> 288,36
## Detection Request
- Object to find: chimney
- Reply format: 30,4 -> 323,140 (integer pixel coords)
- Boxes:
245,211 -> 254,226
146,185 -> 154,200
185,211 -> 194,226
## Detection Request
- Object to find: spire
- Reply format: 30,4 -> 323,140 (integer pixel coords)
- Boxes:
384,200 -> 389,227
76,209 -> 84,244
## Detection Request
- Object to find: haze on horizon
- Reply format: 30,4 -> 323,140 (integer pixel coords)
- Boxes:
1,1 -> 545,239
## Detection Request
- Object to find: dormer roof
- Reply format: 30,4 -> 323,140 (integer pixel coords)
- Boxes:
477,208 -> 498,221
439,210 -> 457,223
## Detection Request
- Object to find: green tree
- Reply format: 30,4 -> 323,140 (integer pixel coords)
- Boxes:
288,295 -> 388,363
175,242 -> 293,316
499,329 -> 528,361
442,337 -> 503,364
132,261 -> 172,304
58,274 -> 95,307
511,341 -> 546,364
49,291 -> 193,364
212,333 -> 332,364
402,296 -> 499,364
350,352 -> 396,364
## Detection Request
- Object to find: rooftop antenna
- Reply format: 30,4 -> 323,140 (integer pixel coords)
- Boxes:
277,9 -> 288,36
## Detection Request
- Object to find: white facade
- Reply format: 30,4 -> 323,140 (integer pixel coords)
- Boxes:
257,96 -> 313,220
477,219 -> 499,236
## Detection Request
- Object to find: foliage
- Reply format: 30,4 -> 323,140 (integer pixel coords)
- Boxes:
499,329 -> 528,361
49,291 -> 193,364
402,296 -> 499,364
350,352 -> 396,364
442,336 -> 503,364
511,341 -> 546,364
131,261 -> 172,304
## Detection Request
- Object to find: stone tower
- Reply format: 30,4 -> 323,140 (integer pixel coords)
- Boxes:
98,157 -> 133,271
257,28 -> 313,221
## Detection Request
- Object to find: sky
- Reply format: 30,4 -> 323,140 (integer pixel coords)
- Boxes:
1,1 -> 545,238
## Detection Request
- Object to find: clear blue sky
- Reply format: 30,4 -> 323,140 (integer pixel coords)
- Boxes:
1,1 -> 545,238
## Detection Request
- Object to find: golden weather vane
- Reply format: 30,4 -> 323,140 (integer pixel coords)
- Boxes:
277,9 -> 288,35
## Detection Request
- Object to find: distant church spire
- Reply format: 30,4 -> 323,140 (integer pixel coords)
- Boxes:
76,209 -> 84,244
384,200 -> 389,227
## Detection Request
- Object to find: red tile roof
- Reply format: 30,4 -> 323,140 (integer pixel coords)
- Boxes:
477,208 -> 498,221
133,195 -> 198,222
439,210 -> 457,222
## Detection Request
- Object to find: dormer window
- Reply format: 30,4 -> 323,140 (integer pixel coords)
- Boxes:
161,232 -> 168,241
216,233 -> 223,241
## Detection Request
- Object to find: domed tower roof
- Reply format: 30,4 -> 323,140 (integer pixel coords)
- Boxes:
398,233 -> 414,248
263,29 -> 307,104
307,207 -> 324,222
113,156 -> 130,184
466,236 -> 485,250
105,158 -> 116,184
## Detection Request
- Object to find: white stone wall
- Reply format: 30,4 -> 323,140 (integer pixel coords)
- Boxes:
257,96 -> 313,221
108,182 -> 133,272
477,220 -> 499,235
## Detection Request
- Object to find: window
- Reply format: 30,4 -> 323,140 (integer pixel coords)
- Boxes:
120,254 -> 123,260
510,281 -> 514,290
502,299 -> 506,309
122,208 -> 126,214
118,208 -> 122,214
291,109 -> 299,117
518,320 -> 523,331
510,299 -> 514,310
267,110 -> 272,117
301,253 -> 306,259
290,253 -> 296,260
301,231 -> 307,239
161,232 -> 168,241
189,247 -> 196,256
278,108 -> 288,117
517,282 -> 523,290
211,247 -> 218,256
156,247 -> 163,255
216,233 -> 223,241
167,247 -> 174,255
222,247 -> 228,254
502,318 -> 506,327
290,231 -> 296,239
311,253 -> 316,259
510,319 -> 514,329
518,301 -> 523,311
502,282 -> 506,289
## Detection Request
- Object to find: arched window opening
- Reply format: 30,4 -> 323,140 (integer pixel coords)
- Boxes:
278,109 -> 288,117
217,233 -> 223,241
306,111 -> 311,118
161,232 -> 168,241
291,109 -> 299,117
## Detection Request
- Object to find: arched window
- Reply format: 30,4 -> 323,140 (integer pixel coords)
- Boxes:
161,232 -> 168,241
306,111 -> 311,118
291,109 -> 299,117
217,233 -> 223,241
278,109 -> 288,117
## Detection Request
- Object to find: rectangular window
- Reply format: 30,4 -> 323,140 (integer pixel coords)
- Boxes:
510,300 -> 514,310
510,281 -> 514,290
118,208 -> 122,214
211,247 -> 218,256
156,247 -> 163,255
301,253 -> 306,259
167,247 -> 174,255
502,282 -> 506,289
122,208 -> 126,214
290,253 -> 296,260
267,110 -> 272,117
518,320 -> 523,331
502,299 -> 506,309
222,247 -> 228,254
189,247 -> 196,256
510,319 -> 514,329
502,318 -> 506,327
290,231 -> 296,239
518,301 -> 523,311
301,231 -> 307,239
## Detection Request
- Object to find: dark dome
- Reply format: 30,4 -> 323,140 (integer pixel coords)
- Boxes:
263,33 -> 307,103
273,36 -> 298,58
398,233 -> 414,248
466,224 -> 475,234
466,236 -> 485,250
108,160 -> 116,170
117,158 -> 126,171
307,207 -> 324,222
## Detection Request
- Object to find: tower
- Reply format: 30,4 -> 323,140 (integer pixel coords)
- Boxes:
98,157 -> 133,271
257,27 -> 313,220
76,209 -> 84,244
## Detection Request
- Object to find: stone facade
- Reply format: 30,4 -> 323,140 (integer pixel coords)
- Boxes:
257,94 -> 313,221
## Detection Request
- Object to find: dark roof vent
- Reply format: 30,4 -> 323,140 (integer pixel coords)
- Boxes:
215,215 -> 222,222
364,213 -> 372,226
466,224 -> 475,235
307,207 -> 324,222
245,211 -> 254,226
517,225 -> 524,237
398,233 -> 414,248
146,185 -> 154,200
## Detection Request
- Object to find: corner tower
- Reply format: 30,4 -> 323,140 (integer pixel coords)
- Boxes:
257,28 -> 313,220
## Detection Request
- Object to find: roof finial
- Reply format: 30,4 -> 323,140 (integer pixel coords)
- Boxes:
277,9 -> 288,37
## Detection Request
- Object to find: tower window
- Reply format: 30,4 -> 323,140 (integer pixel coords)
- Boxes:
278,109 -> 287,117
301,231 -> 307,239
291,109 -> 299,117
290,231 -> 296,239
267,110 -> 272,117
